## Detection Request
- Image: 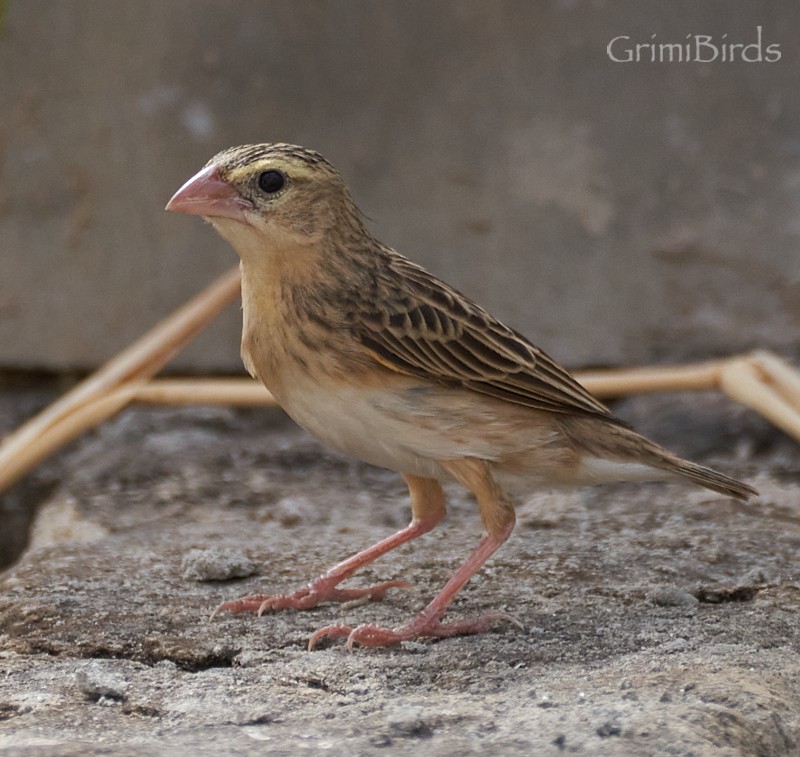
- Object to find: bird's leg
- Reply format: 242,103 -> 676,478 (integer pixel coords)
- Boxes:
213,474 -> 446,617
310,458 -> 518,649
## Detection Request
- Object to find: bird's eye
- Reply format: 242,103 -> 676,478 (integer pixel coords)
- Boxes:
258,169 -> 286,194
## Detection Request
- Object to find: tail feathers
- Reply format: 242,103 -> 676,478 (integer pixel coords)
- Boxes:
664,458 -> 757,500
560,416 -> 758,501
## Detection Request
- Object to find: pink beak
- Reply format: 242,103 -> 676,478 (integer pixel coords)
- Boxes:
165,164 -> 252,221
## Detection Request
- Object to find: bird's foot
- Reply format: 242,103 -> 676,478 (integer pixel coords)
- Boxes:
308,612 -> 521,650
211,579 -> 413,618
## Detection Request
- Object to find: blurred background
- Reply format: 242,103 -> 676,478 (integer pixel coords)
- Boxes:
0,0 -> 797,374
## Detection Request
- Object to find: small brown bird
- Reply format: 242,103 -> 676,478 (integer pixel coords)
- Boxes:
166,143 -> 756,649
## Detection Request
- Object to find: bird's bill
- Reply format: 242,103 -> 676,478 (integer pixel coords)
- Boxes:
165,164 -> 251,221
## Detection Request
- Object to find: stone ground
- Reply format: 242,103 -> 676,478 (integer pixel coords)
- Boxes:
0,380 -> 799,756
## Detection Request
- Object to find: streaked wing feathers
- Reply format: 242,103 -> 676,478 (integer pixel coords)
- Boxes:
350,255 -> 610,417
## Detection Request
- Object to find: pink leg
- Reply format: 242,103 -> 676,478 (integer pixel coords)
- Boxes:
213,475 -> 447,617
309,458 -> 519,649
309,518 -> 517,649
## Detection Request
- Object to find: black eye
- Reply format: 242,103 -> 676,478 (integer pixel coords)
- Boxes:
258,169 -> 286,194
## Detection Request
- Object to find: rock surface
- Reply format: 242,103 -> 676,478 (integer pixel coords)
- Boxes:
0,394 -> 799,755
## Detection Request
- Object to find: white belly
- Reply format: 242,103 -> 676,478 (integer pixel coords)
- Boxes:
274,376 -> 453,480
269,371 -> 574,490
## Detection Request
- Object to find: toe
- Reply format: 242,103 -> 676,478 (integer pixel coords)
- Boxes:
211,595 -> 269,617
307,623 -> 353,650
346,624 -> 403,649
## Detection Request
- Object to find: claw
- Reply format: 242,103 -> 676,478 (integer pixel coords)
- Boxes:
308,623 -> 353,651
211,594 -> 272,619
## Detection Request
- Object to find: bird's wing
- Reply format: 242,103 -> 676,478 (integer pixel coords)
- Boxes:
347,255 -> 610,417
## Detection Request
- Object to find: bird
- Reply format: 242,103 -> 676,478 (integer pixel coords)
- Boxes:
166,143 -> 757,649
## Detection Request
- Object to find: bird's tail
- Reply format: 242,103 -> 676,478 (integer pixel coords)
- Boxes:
559,415 -> 757,501
658,457 -> 757,500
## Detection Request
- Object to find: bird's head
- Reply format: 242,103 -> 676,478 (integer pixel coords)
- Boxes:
166,143 -> 365,254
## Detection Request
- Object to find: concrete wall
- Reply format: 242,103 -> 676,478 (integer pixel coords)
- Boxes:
1,0 -> 797,372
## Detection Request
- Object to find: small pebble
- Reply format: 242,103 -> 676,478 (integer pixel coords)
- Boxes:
596,720 -> 622,738
75,663 -> 128,702
646,586 -> 699,607
369,733 -> 393,747
385,705 -> 431,737
181,547 -> 259,582
660,638 -> 689,654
